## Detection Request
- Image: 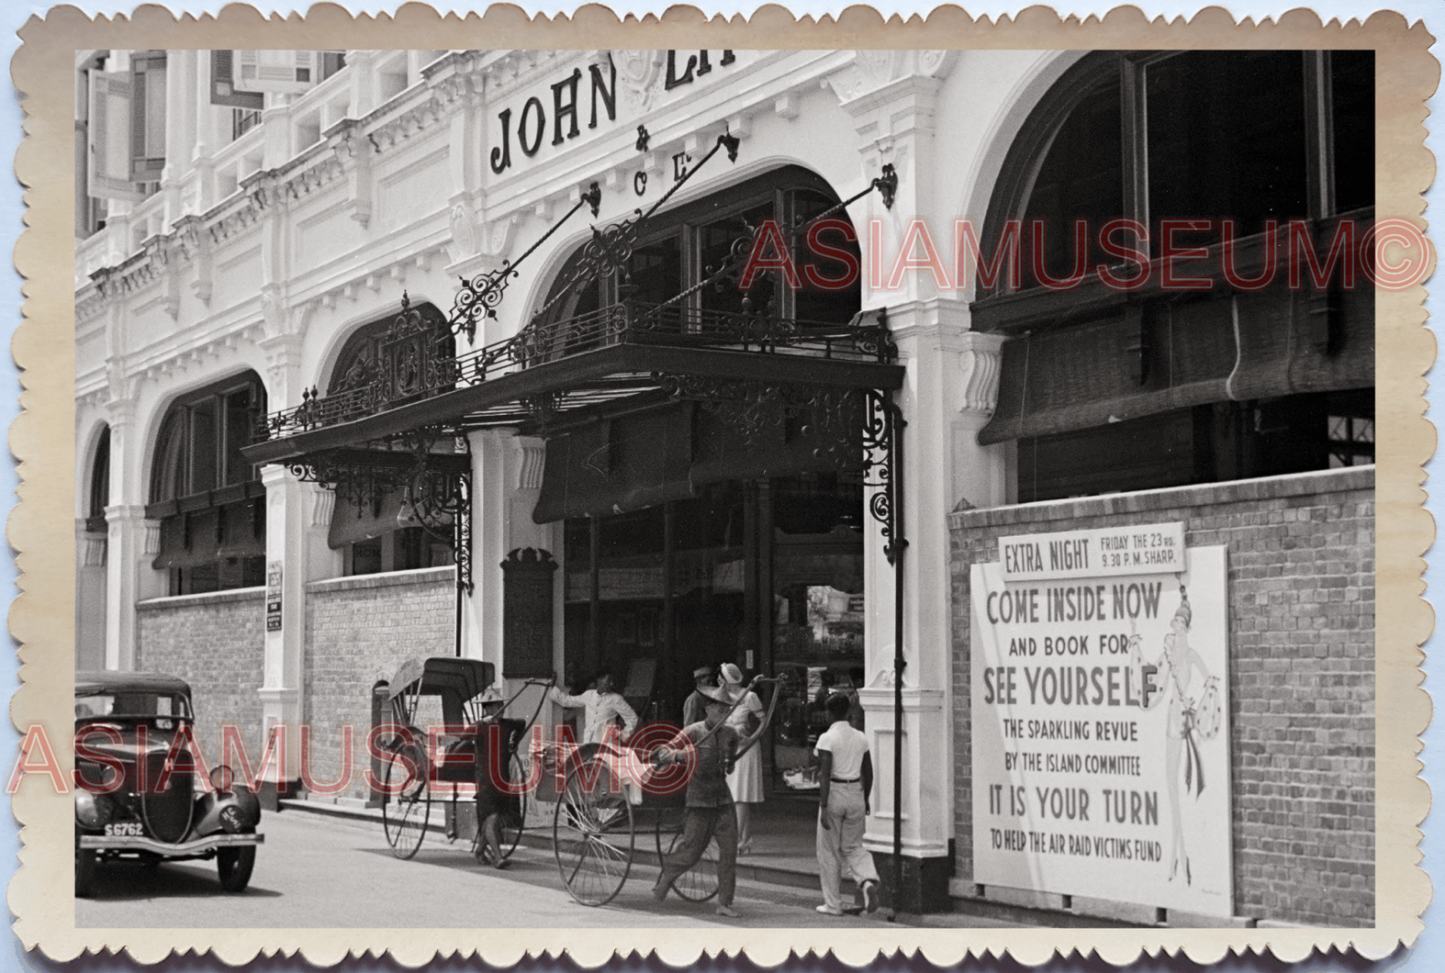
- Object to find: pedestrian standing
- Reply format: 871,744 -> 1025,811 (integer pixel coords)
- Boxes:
548,668 -> 638,746
719,663 -> 764,854
652,685 -> 747,918
681,665 -> 716,727
815,692 -> 881,915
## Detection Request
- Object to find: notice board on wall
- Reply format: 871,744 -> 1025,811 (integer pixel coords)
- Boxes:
971,525 -> 1233,917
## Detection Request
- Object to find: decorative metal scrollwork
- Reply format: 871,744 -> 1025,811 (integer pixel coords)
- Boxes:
860,388 -> 906,566
287,424 -> 473,592
449,183 -> 602,343
660,376 -> 905,567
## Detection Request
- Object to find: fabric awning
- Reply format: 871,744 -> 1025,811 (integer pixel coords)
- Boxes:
532,394 -> 869,523
978,287 -> 1374,445
152,500 -> 265,570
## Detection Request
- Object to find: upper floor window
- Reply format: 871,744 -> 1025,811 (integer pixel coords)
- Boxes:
210,50 -> 349,142
973,51 -> 1375,502
536,165 -> 863,339
980,50 -> 1374,296
324,304 -> 459,577
147,373 -> 267,595
151,374 -> 266,503
86,426 -> 110,534
85,51 -> 167,204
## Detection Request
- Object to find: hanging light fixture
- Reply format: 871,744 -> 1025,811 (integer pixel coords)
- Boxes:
396,483 -> 419,526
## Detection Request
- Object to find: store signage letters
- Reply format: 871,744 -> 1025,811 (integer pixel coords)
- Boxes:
971,533 -> 1233,917
999,522 -> 1185,582
491,51 -> 737,175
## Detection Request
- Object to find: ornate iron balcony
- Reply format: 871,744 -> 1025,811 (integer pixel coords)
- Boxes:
255,300 -> 894,441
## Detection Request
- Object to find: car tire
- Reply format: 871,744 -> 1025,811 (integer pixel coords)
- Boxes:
217,832 -> 256,893
75,840 -> 97,898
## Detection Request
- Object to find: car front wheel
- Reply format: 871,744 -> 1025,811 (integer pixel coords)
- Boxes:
217,833 -> 256,893
75,839 -> 97,897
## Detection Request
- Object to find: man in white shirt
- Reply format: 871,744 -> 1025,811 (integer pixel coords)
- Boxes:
548,669 -> 639,746
814,692 -> 881,915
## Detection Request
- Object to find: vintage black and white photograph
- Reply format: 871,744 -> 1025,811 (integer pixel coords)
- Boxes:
7,6 -> 1433,963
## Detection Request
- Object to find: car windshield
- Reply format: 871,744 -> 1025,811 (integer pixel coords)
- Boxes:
75,692 -> 192,720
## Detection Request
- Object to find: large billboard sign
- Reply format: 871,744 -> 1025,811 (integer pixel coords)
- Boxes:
971,525 -> 1233,917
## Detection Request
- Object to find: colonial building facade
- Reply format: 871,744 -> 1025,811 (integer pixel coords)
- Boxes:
75,48 -> 1375,923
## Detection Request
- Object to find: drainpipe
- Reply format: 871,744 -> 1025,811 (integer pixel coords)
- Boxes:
890,400 -> 906,917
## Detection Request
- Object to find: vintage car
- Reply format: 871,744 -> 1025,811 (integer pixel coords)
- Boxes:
74,670 -> 264,896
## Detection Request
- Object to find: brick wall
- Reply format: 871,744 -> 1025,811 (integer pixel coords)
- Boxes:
303,567 -> 456,797
949,467 -> 1374,926
136,588 -> 266,765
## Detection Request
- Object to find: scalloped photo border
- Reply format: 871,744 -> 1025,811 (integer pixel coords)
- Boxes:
8,3 -> 1435,966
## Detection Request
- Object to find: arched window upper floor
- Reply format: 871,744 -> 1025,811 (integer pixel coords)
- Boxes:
146,371 -> 268,594
532,165 -> 863,350
85,425 -> 110,534
974,49 -> 1374,299
150,371 -> 267,503
325,298 -> 454,400
322,300 -> 458,578
969,50 -> 1375,502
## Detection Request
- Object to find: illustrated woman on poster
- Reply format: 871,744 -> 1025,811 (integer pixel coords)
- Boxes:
1130,581 -> 1222,885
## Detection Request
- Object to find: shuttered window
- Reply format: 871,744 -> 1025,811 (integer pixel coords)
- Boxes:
145,373 -> 268,594
973,50 -> 1376,500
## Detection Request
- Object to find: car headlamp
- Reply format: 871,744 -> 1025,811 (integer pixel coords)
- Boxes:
209,764 -> 236,795
75,790 -> 116,829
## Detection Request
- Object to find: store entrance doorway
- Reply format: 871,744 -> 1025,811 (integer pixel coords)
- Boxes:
559,472 -> 865,805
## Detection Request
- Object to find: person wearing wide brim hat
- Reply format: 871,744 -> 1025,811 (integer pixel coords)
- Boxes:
719,663 -> 766,854
471,684 -> 523,870
682,664 -> 719,728
652,679 -> 748,918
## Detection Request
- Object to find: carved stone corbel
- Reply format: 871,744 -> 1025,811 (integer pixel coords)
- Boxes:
956,331 -> 1006,418
326,119 -> 374,229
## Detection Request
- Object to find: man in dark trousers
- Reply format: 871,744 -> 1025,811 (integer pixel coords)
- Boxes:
652,684 -> 743,918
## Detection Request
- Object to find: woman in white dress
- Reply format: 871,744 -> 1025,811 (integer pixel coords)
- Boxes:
719,663 -> 765,854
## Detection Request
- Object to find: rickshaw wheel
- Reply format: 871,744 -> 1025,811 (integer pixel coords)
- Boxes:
498,749 -> 530,863
381,747 -> 431,860
654,810 -> 719,902
553,753 -> 634,906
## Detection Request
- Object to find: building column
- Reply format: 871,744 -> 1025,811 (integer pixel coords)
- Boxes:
75,518 -> 108,672
255,321 -> 317,803
257,463 -> 315,804
466,430 -> 557,731
102,504 -> 160,671
828,50 -> 961,912
101,393 -> 164,671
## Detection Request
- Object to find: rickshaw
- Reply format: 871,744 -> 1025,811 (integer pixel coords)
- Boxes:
379,656 -> 779,908
378,657 -> 551,865
538,674 -> 783,907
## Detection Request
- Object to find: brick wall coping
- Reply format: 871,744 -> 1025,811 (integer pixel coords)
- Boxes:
948,466 -> 1374,532
304,566 -> 456,595
137,587 -> 264,610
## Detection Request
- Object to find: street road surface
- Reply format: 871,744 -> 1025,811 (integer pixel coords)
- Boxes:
77,809 -> 1012,928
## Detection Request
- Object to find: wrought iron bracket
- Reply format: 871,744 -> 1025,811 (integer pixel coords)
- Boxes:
875,164 -> 899,211
287,425 -> 473,593
861,388 -> 907,566
449,181 -> 603,343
